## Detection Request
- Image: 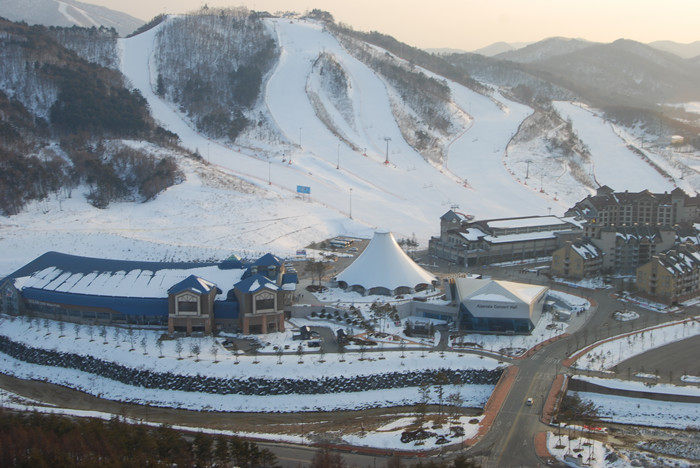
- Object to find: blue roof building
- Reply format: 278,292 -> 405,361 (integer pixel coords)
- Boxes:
1,250 -> 297,335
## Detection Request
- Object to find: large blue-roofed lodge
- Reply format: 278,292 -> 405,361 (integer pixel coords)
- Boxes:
1,251 -> 298,335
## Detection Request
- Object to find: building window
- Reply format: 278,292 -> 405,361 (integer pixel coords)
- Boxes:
176,293 -> 199,315
2,285 -> 18,315
255,291 -> 275,313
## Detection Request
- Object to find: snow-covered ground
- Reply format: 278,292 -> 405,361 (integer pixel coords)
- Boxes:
612,310 -> 639,322
552,102 -> 675,193
575,376 -> 700,399
547,431 -> 609,468
0,384 -> 482,451
571,318 -> 700,372
0,314 -> 500,413
343,415 -> 482,450
574,390 -> 700,431
0,17 -> 691,278
0,311 -> 502,451
546,431 -> 698,468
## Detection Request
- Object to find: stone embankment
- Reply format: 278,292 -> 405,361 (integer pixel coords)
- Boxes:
0,336 -> 502,396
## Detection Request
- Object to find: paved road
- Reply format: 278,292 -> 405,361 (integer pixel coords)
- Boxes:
468,333 -> 576,467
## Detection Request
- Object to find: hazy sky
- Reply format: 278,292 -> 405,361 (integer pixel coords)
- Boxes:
84,0 -> 700,51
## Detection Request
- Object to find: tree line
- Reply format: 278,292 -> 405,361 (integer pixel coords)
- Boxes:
0,409 -> 277,467
46,25 -> 120,69
0,130 -> 183,213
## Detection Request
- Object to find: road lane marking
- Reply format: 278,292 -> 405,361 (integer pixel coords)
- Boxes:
494,373 -> 541,466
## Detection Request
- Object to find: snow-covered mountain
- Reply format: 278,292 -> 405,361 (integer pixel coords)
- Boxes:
0,11 -> 697,276
0,0 -> 144,36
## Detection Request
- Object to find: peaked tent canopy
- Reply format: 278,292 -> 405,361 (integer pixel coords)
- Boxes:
336,231 -> 436,295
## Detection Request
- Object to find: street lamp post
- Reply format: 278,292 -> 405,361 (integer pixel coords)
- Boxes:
337,143 -> 340,169
349,188 -> 353,219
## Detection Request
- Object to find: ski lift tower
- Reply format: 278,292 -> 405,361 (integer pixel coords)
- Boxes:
384,137 -> 391,165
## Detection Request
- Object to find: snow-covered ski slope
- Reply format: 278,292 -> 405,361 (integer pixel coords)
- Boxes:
553,102 -> 675,192
121,18 -> 559,231
0,16 -> 684,273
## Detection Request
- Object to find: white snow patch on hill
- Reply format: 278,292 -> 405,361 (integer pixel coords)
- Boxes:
0,17 -> 692,274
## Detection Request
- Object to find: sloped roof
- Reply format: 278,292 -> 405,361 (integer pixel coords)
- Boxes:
252,253 -> 282,268
609,225 -> 662,243
168,275 -> 218,295
234,273 -> 279,293
281,271 -> 299,291
456,278 -> 547,305
655,245 -> 700,276
570,240 -> 602,260
336,231 -> 436,292
5,251 -> 244,301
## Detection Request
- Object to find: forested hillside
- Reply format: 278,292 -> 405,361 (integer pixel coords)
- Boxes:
0,18 -> 186,215
153,8 -> 278,143
46,24 -> 120,69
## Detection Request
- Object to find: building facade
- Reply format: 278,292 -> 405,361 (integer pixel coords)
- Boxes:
167,276 -> 219,335
429,210 -> 581,266
589,225 -> 676,275
551,240 -> 603,279
566,186 -> 700,236
636,244 -> 700,305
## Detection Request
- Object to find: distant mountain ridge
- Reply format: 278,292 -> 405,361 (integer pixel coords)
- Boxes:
526,39 -> 700,106
454,38 -> 700,60
0,0 -> 144,36
446,36 -> 700,110
648,40 -> 700,59
472,41 -> 530,57
494,37 -> 594,63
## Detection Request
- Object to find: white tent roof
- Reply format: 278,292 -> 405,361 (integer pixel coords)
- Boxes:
336,231 -> 436,292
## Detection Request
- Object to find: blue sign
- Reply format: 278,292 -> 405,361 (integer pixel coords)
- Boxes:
297,185 -> 311,194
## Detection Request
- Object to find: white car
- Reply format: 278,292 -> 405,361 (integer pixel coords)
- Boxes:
526,397 -> 534,406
